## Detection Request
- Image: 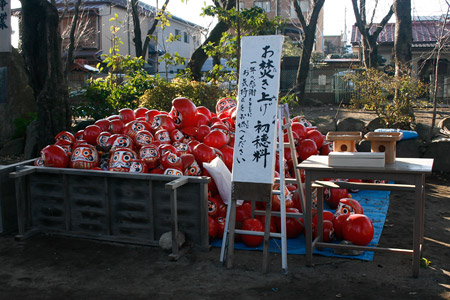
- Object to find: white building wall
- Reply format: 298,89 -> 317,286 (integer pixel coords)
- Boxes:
155,17 -> 203,79
97,4 -> 202,79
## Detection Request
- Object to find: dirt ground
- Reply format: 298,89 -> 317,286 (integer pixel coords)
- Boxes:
0,106 -> 449,300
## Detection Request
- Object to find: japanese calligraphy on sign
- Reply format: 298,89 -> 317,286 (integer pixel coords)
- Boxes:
0,0 -> 11,53
232,35 -> 284,184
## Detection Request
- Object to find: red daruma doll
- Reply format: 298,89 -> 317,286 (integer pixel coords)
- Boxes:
70,144 -> 99,169
108,147 -> 137,172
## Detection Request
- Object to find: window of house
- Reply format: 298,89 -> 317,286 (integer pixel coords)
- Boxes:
175,29 -> 181,41
238,1 -> 245,10
254,1 -> 270,12
184,32 -> 189,43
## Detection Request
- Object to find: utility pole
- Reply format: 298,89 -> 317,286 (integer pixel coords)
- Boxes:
344,6 -> 347,44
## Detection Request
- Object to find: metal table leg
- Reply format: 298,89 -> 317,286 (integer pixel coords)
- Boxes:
305,173 -> 313,266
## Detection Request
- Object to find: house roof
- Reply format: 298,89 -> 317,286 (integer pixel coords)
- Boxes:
54,0 -> 155,14
52,0 -> 205,29
351,16 -> 450,48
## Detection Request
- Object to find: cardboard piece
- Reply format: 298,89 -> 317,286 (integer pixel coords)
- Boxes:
328,152 -> 385,168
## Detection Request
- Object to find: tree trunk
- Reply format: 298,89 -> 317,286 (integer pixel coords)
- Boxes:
187,20 -> 231,81
361,34 -> 379,68
295,27 -> 316,102
292,0 -> 325,103
131,0 -> 143,58
21,0 -> 71,151
393,0 -> 412,75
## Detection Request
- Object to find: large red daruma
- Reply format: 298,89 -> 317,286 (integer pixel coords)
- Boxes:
170,97 -> 199,129
343,214 -> 374,246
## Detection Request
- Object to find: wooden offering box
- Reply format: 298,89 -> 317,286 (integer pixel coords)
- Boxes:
326,131 -> 362,152
365,132 -> 403,164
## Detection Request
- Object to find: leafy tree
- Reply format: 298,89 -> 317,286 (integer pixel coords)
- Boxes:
155,12 -> 187,80
189,3 -> 284,82
283,36 -> 302,57
186,0 -> 236,81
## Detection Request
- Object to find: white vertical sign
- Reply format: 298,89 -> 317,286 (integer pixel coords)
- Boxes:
232,35 -> 284,184
0,0 -> 11,52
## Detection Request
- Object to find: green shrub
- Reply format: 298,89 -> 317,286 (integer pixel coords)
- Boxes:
13,112 -> 37,139
139,78 -> 234,112
346,68 -> 427,129
71,64 -> 160,120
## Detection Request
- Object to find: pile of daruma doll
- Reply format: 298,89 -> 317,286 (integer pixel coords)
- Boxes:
36,97 -> 374,248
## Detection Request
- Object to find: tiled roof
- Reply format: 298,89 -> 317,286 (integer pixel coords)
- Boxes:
351,17 -> 450,46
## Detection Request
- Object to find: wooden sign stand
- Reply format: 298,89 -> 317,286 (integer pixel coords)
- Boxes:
220,104 -> 305,273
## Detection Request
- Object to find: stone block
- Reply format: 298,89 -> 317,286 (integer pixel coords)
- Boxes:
159,231 -> 186,251
415,122 -> 440,141
356,140 -> 371,153
365,117 -> 386,132
423,139 -> 450,172
312,115 -> 336,134
397,139 -> 421,158
337,117 -> 365,132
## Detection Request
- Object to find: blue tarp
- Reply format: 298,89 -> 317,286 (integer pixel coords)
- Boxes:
211,189 -> 391,261
374,128 -> 418,140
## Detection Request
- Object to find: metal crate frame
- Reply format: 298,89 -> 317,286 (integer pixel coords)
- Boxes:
10,166 -> 210,256
0,159 -> 35,235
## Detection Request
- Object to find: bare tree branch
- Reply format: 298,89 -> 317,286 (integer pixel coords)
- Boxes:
351,0 -> 393,68
292,0 -> 307,31
369,0 -> 378,26
64,0 -> 82,79
373,5 -> 394,36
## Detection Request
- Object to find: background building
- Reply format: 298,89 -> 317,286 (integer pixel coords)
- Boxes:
35,0 -> 204,85
351,16 -> 450,99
